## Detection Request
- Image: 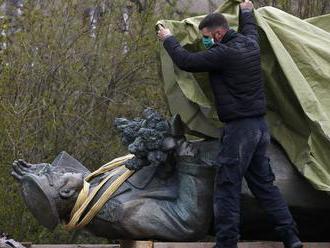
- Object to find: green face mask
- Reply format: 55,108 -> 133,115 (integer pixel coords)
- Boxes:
202,36 -> 214,49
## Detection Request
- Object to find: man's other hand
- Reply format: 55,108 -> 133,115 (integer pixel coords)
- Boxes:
157,25 -> 172,41
240,0 -> 254,11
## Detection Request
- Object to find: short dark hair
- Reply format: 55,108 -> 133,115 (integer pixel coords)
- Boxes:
198,13 -> 229,30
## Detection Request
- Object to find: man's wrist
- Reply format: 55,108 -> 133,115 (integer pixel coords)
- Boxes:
163,34 -> 173,42
241,8 -> 253,13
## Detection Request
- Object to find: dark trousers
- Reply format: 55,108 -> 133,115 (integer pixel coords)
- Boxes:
214,116 -> 296,248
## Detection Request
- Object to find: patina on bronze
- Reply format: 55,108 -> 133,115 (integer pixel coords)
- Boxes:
12,109 -> 330,241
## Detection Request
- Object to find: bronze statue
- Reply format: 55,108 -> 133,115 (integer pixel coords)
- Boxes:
12,109 -> 330,241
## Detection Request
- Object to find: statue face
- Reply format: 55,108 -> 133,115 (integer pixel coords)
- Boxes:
12,152 -> 88,230
19,171 -> 83,229
21,173 -> 60,229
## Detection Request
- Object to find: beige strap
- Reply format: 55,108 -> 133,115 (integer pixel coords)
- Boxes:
65,154 -> 135,230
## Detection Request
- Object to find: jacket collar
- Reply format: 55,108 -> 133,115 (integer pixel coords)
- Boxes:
220,29 -> 236,43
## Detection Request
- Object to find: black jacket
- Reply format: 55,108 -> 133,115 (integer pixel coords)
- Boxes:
163,10 -> 266,123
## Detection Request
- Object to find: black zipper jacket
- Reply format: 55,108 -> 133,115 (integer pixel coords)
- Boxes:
163,10 -> 266,123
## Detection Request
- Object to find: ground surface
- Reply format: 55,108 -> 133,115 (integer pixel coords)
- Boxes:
22,242 -> 330,248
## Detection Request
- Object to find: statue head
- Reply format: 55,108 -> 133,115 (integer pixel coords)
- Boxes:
12,152 -> 90,230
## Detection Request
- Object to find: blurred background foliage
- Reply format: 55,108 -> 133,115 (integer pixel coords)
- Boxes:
0,0 -> 183,243
253,0 -> 330,18
0,0 -> 329,244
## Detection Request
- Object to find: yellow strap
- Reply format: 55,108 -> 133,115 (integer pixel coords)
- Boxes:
85,154 -> 134,181
65,154 -> 135,230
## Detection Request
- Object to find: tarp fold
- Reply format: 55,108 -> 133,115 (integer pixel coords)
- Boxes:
158,0 -> 330,191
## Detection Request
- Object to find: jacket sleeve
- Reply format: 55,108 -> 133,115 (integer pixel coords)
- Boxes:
238,10 -> 259,42
163,36 -> 226,73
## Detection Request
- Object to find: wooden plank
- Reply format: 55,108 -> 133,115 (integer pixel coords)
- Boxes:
154,242 -> 330,248
28,242 -> 330,248
22,242 -> 32,248
238,243 -> 330,248
120,240 -> 153,248
154,242 -> 212,248
31,245 -> 119,248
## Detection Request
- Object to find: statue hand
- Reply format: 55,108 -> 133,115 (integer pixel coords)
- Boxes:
175,139 -> 198,157
12,159 -> 50,181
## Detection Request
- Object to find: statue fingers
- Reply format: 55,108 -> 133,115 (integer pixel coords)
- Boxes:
176,138 -> 186,147
187,142 -> 198,154
11,171 -> 23,181
13,160 -> 34,174
17,159 -> 32,168
12,162 -> 25,176
162,137 -> 177,151
176,140 -> 197,157
16,161 -> 33,173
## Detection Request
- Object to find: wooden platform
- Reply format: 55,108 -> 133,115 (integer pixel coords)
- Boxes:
23,241 -> 330,248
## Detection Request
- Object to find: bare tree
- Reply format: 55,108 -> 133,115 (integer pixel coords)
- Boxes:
254,0 -> 330,18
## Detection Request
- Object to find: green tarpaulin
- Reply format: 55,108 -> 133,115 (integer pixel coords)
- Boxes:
158,0 -> 330,191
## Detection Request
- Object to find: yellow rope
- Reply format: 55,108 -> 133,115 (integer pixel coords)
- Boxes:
65,154 -> 135,230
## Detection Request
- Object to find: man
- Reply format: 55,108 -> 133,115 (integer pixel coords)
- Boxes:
157,0 -> 303,248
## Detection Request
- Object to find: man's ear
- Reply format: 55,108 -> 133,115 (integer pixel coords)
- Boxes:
59,188 -> 76,199
215,28 -> 227,42
216,30 -> 224,41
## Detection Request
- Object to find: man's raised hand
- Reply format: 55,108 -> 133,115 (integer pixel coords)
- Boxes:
156,24 -> 172,41
240,0 -> 254,11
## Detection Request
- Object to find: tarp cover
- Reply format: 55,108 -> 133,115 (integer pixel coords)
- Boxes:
158,0 -> 330,191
